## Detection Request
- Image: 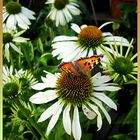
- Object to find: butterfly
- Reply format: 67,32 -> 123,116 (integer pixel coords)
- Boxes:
58,54 -> 103,76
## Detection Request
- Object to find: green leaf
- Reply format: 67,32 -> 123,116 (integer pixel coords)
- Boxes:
22,42 -> 34,66
36,38 -> 44,53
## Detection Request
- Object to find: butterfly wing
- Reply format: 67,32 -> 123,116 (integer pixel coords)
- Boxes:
74,54 -> 103,75
58,62 -> 80,76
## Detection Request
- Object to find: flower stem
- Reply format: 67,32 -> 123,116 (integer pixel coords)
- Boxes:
14,98 -> 48,140
70,134 -> 74,140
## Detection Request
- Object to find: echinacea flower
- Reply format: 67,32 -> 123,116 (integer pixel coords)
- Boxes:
100,39 -> 137,84
3,66 -> 19,98
29,71 -> 120,140
3,1 -> 35,30
46,0 -> 81,26
3,24 -> 28,62
3,66 -> 37,98
52,22 -> 130,62
15,69 -> 38,90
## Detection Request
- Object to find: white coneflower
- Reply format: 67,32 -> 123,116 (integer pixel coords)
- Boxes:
3,1 -> 35,30
30,71 -> 120,140
3,24 -> 28,62
100,39 -> 137,84
46,0 -> 81,26
52,22 -> 130,62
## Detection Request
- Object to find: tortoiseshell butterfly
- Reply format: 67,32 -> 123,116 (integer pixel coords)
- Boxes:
58,54 -> 103,76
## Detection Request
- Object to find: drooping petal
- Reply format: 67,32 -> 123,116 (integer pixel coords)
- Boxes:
104,36 -> 130,46
21,7 -> 35,19
9,43 -> 23,55
6,15 -> 16,30
46,102 -> 64,136
87,103 -> 102,130
63,104 -> 71,135
72,106 -> 81,140
82,104 -> 97,120
90,97 -> 111,124
37,100 -> 61,122
29,90 -> 58,104
93,92 -> 117,110
4,43 -> 10,62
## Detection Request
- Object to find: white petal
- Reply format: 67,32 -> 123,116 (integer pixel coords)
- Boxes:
4,43 -> 10,62
21,7 -> 35,19
63,8 -> 72,22
82,104 -> 96,120
41,74 -> 57,87
90,97 -> 111,124
80,24 -> 87,29
52,36 -> 77,42
93,92 -> 117,110
29,90 -> 58,104
72,106 -> 81,140
87,103 -> 102,130
18,13 -> 31,25
104,36 -> 130,46
6,15 -> 16,30
38,100 -> 61,122
31,83 -> 49,90
46,102 -> 64,135
71,23 -> 81,34
9,43 -> 23,55
48,9 -> 57,21
102,32 -> 112,37
3,12 -> 9,22
13,37 -> 28,42
99,21 -> 113,29
94,85 -> 120,91
93,74 -> 112,86
63,104 -> 71,135
15,14 -> 29,29
14,30 -> 26,37
67,4 -> 81,15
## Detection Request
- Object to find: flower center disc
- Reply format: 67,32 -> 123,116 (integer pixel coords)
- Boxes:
6,2 -> 21,14
3,33 -> 13,44
54,0 -> 69,10
78,26 -> 103,49
56,72 -> 93,106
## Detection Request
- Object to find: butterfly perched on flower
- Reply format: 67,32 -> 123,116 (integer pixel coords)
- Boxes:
58,54 -> 103,76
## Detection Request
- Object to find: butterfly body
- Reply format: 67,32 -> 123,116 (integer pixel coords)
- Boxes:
58,54 -> 103,76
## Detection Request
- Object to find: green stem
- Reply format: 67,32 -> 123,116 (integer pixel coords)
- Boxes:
70,134 -> 74,140
26,121 -> 39,140
14,99 -> 48,140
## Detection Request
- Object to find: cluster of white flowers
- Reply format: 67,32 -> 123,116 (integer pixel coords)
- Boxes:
2,1 -> 137,140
